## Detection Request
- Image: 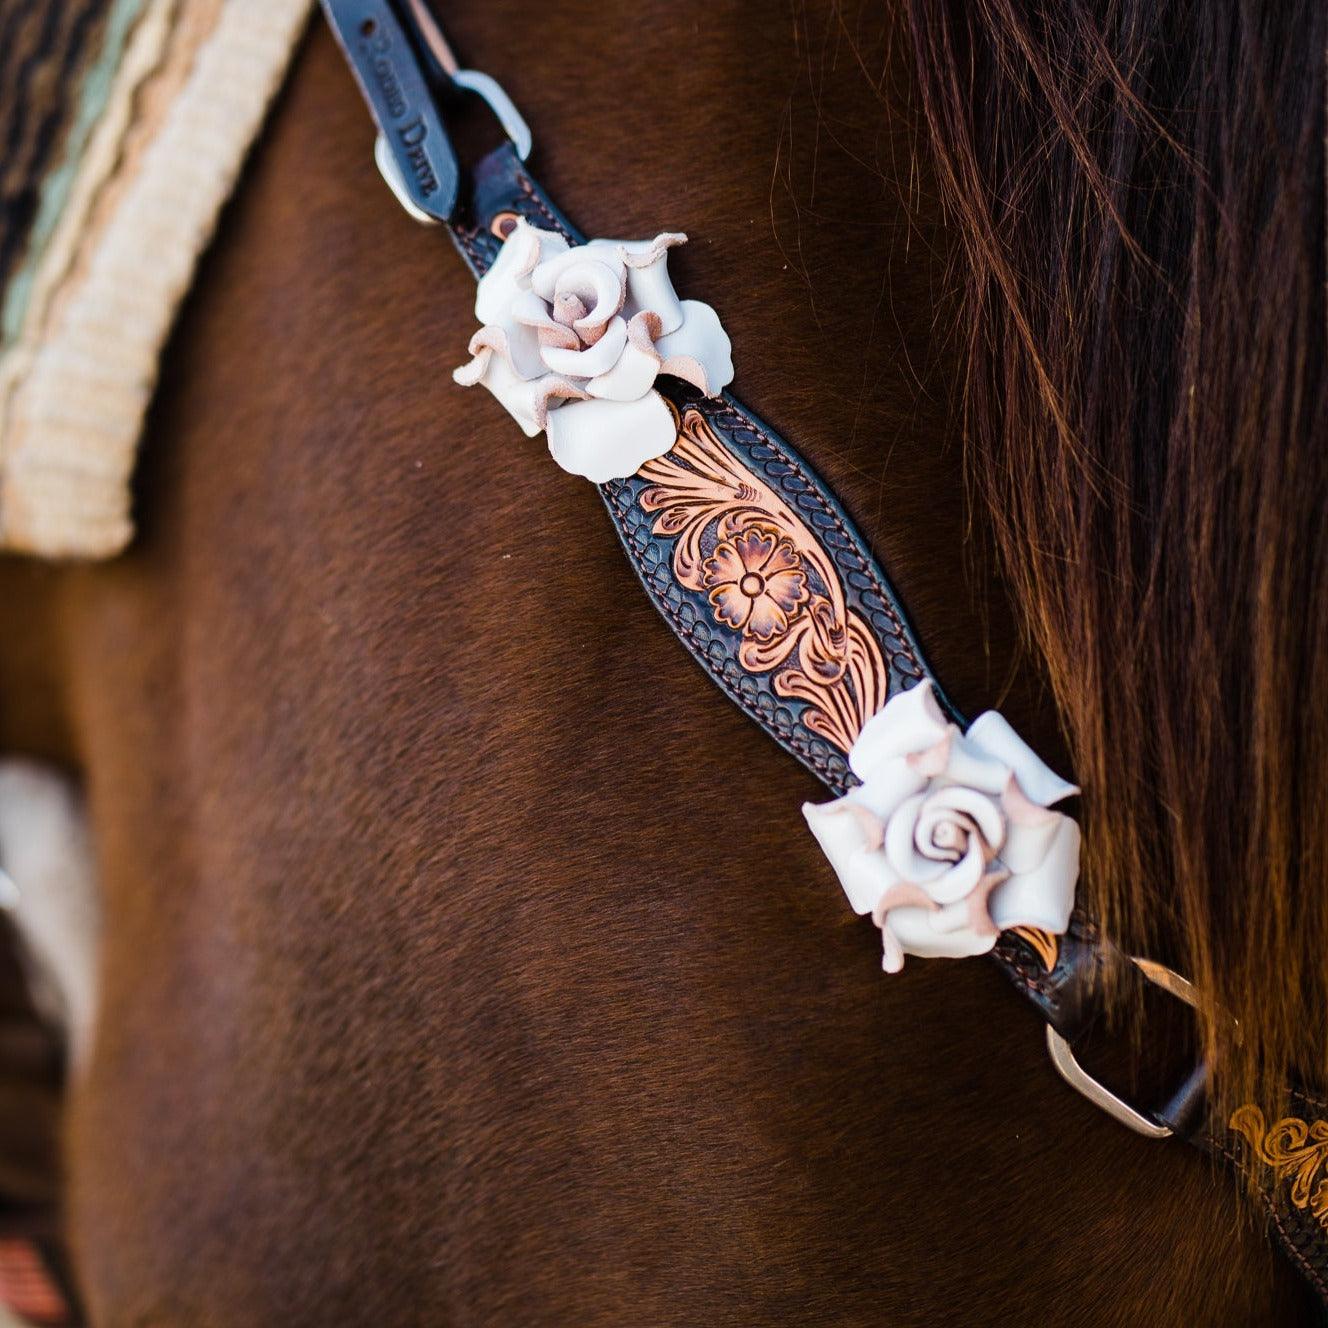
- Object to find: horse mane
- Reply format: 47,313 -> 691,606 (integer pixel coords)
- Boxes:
904,0 -> 1327,1105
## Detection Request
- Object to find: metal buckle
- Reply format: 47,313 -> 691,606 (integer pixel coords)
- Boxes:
450,71 -> 533,160
401,0 -> 533,159
323,0 -> 534,226
1045,957 -> 1203,1139
371,70 -> 532,224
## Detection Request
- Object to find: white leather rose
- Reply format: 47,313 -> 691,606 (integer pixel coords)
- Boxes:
802,681 -> 1080,972
452,219 -> 734,483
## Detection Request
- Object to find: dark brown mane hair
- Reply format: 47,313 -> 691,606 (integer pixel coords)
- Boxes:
904,0 -> 1328,1106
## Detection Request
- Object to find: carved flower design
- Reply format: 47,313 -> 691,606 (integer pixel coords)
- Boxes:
703,527 -> 809,639
802,681 -> 1080,972
452,219 -> 734,483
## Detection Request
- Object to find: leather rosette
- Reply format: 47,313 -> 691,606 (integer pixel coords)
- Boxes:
803,682 -> 1080,972
453,219 -> 734,482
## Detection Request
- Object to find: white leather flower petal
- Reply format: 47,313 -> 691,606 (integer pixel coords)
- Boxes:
476,220 -> 568,326
540,316 -> 629,378
613,232 -> 687,333
587,337 -> 660,401
849,680 -> 950,781
452,338 -> 587,437
989,817 -> 1081,932
803,681 -> 1080,972
454,223 -> 734,481
656,301 -> 734,396
545,390 -> 677,484
966,710 -> 1080,807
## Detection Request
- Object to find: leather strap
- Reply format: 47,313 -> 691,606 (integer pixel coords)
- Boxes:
454,139 -> 1116,1038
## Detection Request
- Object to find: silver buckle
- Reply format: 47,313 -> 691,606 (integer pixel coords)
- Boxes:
372,65 -> 532,226
451,71 -> 533,160
401,0 -> 533,157
1045,957 -> 1201,1139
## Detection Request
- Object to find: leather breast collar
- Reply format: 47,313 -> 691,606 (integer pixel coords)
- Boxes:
307,0 -> 1328,1316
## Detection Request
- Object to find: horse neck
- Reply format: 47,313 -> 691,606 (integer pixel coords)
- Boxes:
0,2 -> 1313,1322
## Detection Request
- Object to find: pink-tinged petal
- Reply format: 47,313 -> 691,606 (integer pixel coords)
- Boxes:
459,322 -> 548,381
620,231 -> 688,267
964,868 -> 1011,937
531,244 -> 626,303
656,300 -> 735,395
880,928 -> 906,973
763,566 -> 809,615
658,354 -> 711,393
871,879 -> 936,929
545,389 -> 677,482
550,259 -> 627,343
892,905 -> 1001,960
876,881 -> 940,977
614,240 -> 684,333
803,799 -> 898,914
883,794 -> 947,884
1000,807 -> 1062,873
701,541 -> 747,587
849,681 -> 953,785
552,291 -> 588,327
988,817 -> 1080,934
1001,774 -> 1059,827
938,733 -> 1016,794
965,710 -> 1079,807
452,346 -> 582,440
476,220 -> 567,324
708,583 -> 753,631
539,316 -> 628,378
849,755 -> 928,821
586,339 -> 660,402
920,837 -> 986,905
530,378 -> 590,430
844,802 -> 887,851
626,309 -> 665,351
907,733 -> 954,779
452,345 -> 492,388
510,290 -> 579,352
745,594 -> 789,641
919,786 -> 1005,859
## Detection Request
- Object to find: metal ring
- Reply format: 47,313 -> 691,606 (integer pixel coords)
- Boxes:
1044,955 -> 1202,1139
452,70 -> 533,160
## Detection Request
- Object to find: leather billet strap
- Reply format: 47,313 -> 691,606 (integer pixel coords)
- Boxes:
322,0 -> 1328,1312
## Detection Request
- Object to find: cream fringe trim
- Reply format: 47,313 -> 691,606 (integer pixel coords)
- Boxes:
0,0 -> 314,560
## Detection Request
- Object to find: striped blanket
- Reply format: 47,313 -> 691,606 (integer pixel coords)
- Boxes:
0,0 -> 312,560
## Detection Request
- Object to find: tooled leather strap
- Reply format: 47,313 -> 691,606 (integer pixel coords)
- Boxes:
324,2 -> 1328,1312
454,141 -> 1109,1039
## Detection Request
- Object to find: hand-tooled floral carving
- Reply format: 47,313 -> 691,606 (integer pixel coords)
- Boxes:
1231,1105 -> 1328,1230
638,409 -> 888,755
803,681 -> 1081,971
703,527 -> 809,638
452,219 -> 734,483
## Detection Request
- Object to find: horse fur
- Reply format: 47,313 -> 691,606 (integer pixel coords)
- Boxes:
0,0 -> 1316,1322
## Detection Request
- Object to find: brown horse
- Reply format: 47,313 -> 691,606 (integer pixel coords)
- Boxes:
0,0 -> 1322,1322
